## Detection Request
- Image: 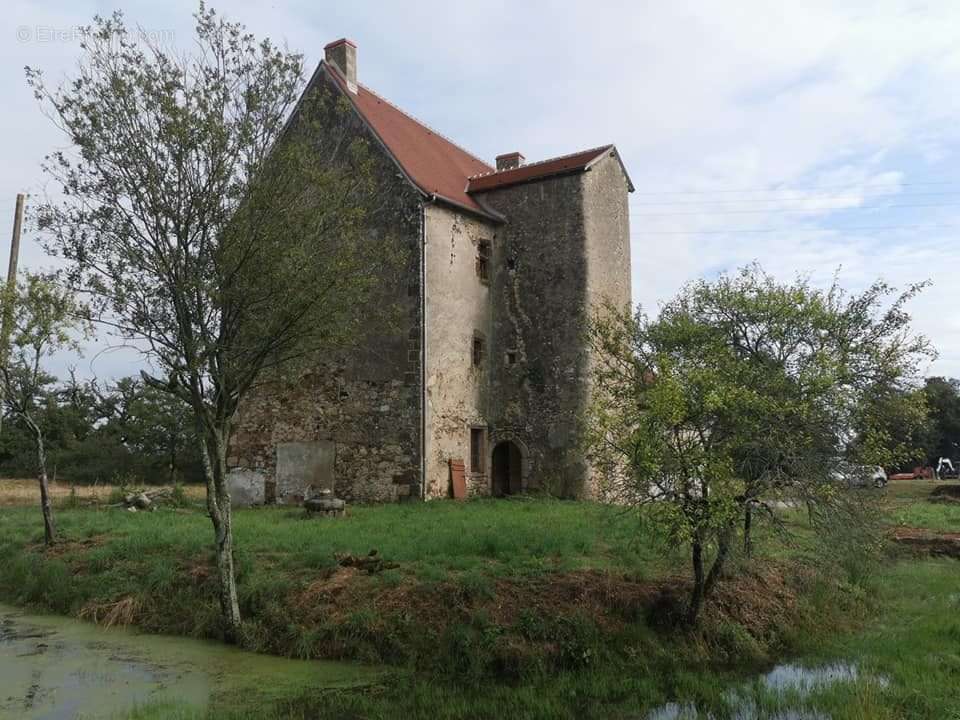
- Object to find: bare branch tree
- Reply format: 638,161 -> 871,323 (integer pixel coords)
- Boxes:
27,5 -> 395,638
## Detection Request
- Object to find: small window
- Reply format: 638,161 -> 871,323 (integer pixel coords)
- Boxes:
476,241 -> 491,283
470,428 -> 486,474
506,351 -> 517,365
472,336 -> 485,366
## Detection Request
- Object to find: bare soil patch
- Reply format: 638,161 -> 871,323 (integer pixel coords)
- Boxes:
890,526 -> 960,558
34,535 -> 108,558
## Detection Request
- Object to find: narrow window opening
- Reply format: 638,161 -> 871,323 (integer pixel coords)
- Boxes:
472,336 -> 485,366
506,351 -> 517,366
476,241 -> 490,283
470,428 -> 486,474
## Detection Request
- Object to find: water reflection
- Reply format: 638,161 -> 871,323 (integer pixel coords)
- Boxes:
645,662 -> 888,720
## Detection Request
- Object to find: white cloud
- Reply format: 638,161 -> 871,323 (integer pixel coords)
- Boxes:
2,0 -> 960,378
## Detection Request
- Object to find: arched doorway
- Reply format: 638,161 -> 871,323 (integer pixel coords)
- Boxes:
491,441 -> 522,496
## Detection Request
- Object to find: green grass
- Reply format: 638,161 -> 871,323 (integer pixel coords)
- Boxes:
0,497 -> 676,577
884,482 -> 960,532
2,481 -> 960,719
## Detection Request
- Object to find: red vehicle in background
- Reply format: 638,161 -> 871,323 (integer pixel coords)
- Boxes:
888,466 -> 936,481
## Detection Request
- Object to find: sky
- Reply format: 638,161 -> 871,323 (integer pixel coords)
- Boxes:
3,0 -> 959,380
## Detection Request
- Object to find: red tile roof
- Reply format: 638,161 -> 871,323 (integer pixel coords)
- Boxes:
322,63 -> 631,215
466,146 -> 614,193
324,63 -> 494,215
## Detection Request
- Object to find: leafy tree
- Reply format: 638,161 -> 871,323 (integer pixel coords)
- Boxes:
0,274 -> 87,545
586,265 -> 932,623
95,378 -> 203,484
29,7 -> 390,637
0,374 -> 203,485
922,377 -> 960,462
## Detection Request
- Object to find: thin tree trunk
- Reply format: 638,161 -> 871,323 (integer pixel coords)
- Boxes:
686,525 -> 735,625
199,423 -> 242,641
743,506 -> 753,558
32,422 -> 56,545
169,433 -> 176,485
686,534 -> 706,625
703,526 -> 733,599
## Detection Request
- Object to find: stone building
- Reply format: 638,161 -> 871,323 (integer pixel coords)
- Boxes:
227,38 -> 633,505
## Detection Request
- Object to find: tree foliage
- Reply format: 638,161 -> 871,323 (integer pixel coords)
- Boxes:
0,375 -> 203,485
586,264 -> 933,622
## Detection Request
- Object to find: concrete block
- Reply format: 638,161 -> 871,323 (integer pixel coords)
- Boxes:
276,440 -> 335,504
227,468 -> 266,506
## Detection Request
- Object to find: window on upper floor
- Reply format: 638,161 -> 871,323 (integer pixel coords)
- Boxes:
472,335 -> 485,367
476,240 -> 490,283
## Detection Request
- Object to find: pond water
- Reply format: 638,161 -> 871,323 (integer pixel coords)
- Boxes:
645,662 -> 888,720
0,603 -> 382,720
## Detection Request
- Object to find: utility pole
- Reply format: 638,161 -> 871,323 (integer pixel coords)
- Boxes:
0,193 -> 25,434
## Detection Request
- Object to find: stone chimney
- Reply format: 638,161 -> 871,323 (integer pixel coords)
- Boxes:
324,38 -> 357,93
496,152 -> 525,171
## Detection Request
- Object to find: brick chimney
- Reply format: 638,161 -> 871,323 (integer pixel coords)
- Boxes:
496,152 -> 525,171
324,38 -> 357,93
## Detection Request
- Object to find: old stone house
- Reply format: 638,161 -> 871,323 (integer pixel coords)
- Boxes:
227,38 -> 633,505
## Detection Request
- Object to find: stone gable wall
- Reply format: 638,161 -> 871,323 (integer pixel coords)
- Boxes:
227,68 -> 423,504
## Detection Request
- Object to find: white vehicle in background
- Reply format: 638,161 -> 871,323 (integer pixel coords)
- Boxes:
831,463 -> 887,488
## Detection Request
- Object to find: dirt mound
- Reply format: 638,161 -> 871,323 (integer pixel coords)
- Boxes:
890,526 -> 960,557
292,566 -> 363,611
708,564 -> 805,637
929,484 -> 960,503
289,560 -> 807,649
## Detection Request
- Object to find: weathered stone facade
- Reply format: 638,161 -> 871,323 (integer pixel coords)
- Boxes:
228,49 -> 423,505
423,204 -> 496,498
228,40 -> 632,504
230,366 -> 420,504
475,151 -> 631,499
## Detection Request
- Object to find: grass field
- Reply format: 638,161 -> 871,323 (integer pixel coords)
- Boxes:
1,479 -> 958,718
